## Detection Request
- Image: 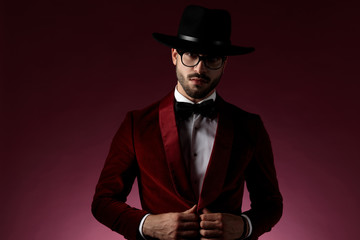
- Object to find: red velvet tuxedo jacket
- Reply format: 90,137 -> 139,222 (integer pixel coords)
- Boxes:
92,92 -> 283,240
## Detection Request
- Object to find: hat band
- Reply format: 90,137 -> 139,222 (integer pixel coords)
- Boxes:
178,34 -> 230,46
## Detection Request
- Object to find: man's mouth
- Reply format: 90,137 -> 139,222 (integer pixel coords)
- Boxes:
188,74 -> 210,83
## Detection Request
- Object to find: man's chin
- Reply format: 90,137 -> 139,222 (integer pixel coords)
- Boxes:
186,90 -> 210,100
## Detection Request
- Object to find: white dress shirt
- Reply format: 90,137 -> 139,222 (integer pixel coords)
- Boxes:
174,88 -> 218,198
139,88 -> 252,239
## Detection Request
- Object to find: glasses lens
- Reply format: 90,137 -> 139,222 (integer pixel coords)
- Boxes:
181,52 -> 199,67
180,51 -> 224,70
205,56 -> 223,69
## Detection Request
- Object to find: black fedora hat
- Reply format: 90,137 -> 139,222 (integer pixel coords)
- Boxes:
153,5 -> 255,56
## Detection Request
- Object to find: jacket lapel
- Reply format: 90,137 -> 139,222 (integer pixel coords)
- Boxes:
159,92 -> 196,204
198,97 -> 235,209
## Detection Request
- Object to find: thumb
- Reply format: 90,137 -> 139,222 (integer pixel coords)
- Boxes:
202,208 -> 212,214
183,205 -> 197,213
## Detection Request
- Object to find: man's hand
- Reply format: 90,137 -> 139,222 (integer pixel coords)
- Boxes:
142,205 -> 200,240
199,208 -> 245,240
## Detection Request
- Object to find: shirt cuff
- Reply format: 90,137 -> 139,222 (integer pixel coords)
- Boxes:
139,213 -> 151,239
241,214 -> 253,238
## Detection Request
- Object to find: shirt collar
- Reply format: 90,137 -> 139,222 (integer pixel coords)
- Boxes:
174,87 -> 216,104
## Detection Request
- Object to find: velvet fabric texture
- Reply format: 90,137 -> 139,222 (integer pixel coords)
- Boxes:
92,92 -> 283,240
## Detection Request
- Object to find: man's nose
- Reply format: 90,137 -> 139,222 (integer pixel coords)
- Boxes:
193,59 -> 207,74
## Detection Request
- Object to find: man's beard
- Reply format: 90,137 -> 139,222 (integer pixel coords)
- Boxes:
176,67 -> 222,100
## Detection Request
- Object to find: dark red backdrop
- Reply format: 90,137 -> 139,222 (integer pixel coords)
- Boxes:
2,1 -> 360,239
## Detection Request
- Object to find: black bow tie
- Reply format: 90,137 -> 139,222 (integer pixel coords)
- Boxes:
175,99 -> 217,120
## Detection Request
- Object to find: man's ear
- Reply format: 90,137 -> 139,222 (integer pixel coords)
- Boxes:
171,48 -> 177,66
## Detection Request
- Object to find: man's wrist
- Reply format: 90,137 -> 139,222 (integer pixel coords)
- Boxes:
240,216 -> 248,239
139,213 -> 151,239
240,214 -> 252,239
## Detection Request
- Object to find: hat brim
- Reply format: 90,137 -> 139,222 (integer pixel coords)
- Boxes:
153,33 -> 254,56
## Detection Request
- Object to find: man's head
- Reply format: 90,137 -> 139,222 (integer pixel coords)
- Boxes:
171,49 -> 226,102
153,5 -> 254,101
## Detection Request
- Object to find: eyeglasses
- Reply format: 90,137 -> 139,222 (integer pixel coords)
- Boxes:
177,50 -> 226,70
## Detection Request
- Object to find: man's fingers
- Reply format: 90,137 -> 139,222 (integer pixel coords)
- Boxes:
178,229 -> 200,238
183,204 -> 197,213
200,228 -> 223,238
200,212 -> 222,221
180,205 -> 199,222
202,208 -> 212,214
200,219 -> 222,229
178,221 -> 200,230
179,212 -> 199,222
201,208 -> 220,222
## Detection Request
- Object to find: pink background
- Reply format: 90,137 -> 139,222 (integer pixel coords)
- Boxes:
2,0 -> 360,239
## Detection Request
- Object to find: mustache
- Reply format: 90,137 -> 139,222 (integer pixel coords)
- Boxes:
187,73 -> 210,81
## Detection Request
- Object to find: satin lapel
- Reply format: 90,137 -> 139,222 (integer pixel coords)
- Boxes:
159,92 -> 196,204
198,98 -> 234,209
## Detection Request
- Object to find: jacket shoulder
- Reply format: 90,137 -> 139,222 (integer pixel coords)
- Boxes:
220,99 -> 260,121
128,92 -> 173,122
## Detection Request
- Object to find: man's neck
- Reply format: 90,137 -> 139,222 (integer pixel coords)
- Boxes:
174,86 -> 216,104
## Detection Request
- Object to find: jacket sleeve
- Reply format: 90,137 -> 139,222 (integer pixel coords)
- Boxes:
91,112 -> 148,240
242,115 -> 283,239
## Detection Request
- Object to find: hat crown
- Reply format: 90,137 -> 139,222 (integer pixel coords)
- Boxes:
152,5 -> 254,56
177,5 -> 231,45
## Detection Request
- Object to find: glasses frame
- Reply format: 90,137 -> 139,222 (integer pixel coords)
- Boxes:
177,50 -> 227,70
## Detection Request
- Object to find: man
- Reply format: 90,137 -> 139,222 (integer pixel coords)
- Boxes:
92,5 -> 283,240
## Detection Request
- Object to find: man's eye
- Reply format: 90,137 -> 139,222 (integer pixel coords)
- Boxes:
184,52 -> 197,58
207,56 -> 221,63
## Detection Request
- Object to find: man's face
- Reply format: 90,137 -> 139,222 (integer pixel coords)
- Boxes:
171,48 -> 226,102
